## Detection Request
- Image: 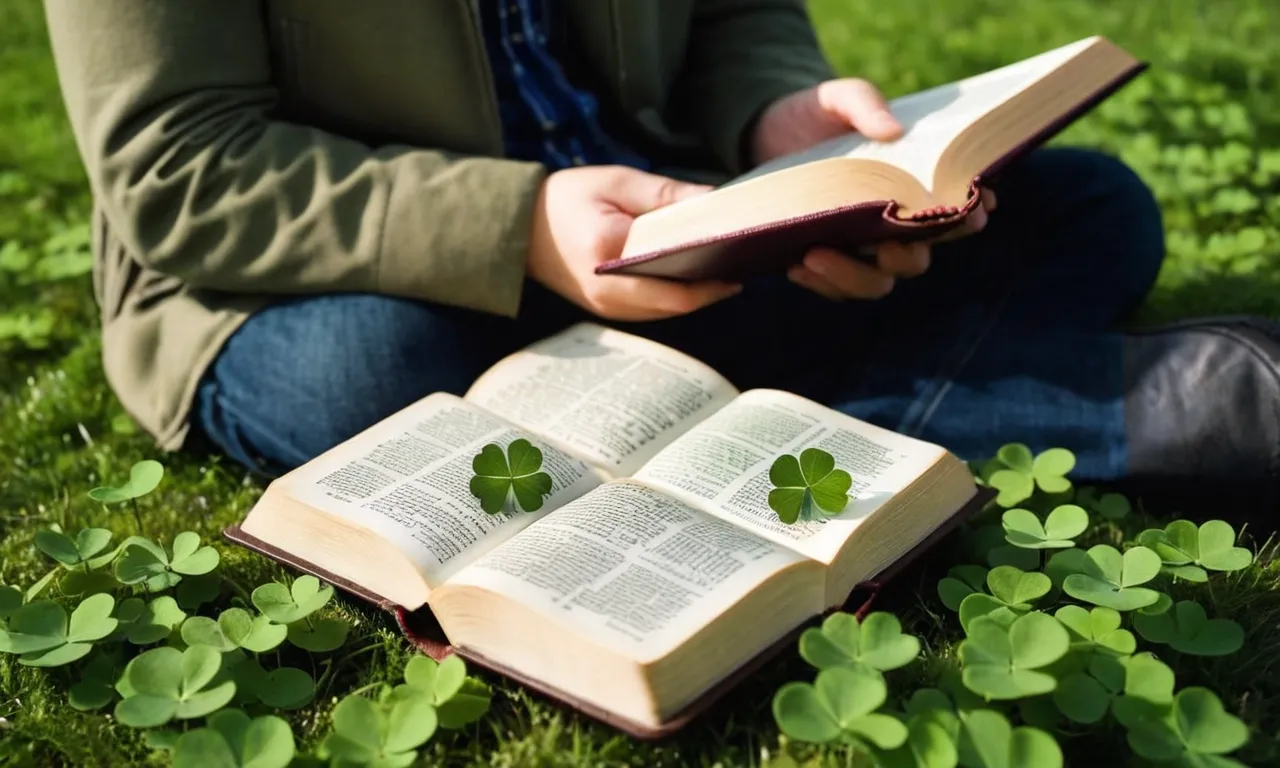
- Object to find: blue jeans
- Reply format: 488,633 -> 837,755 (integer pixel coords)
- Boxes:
193,148 -> 1165,479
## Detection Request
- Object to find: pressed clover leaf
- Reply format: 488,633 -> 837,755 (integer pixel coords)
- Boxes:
251,575 -> 333,625
1001,506 -> 1088,549
956,708 -> 1062,768
1132,600 -> 1245,657
1124,687 -> 1250,767
959,612 -> 1069,700
768,448 -> 852,524
320,691 -> 438,766
1053,605 -> 1136,656
1062,545 -> 1162,611
69,652 -> 120,712
1137,520 -> 1253,582
88,459 -> 164,503
115,596 -> 187,645
172,709 -> 295,768
772,666 -> 908,749
986,444 -> 1075,507
0,594 -> 118,667
469,439 -> 553,514
114,645 -> 236,728
799,611 -> 920,674
1052,654 -> 1125,724
937,565 -> 988,612
34,527 -> 112,568
957,567 -> 1049,632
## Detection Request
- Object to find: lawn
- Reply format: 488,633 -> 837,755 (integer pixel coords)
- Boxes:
1,0 -> 1278,766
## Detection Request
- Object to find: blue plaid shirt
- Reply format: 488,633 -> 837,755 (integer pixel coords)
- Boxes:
478,0 -> 650,171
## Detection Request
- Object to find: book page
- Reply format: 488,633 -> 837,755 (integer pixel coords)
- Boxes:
443,481 -> 816,661
278,393 -> 602,584
729,36 -> 1099,190
464,323 -> 739,477
632,389 -> 946,564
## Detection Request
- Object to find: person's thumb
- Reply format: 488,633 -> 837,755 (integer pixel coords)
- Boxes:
607,168 -> 713,216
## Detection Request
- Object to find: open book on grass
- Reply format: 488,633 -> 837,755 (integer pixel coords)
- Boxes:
599,35 -> 1144,281
228,323 -> 983,737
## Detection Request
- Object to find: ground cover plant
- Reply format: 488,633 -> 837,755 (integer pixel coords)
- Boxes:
2,0 -> 1278,765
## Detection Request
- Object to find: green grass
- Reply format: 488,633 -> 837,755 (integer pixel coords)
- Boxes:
1,0 -> 1278,765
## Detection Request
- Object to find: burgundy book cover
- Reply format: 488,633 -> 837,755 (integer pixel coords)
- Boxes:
595,64 -> 1146,283
222,486 -> 995,741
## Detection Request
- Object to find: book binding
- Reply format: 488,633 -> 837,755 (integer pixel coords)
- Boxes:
595,63 -> 1146,282
222,486 -> 993,741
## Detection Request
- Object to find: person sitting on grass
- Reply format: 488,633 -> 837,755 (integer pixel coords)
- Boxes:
43,1 -> 1277,521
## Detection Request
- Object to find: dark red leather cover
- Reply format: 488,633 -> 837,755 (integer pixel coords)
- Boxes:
596,64 -> 1145,282
222,486 -> 994,740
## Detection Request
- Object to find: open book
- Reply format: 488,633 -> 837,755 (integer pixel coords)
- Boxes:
230,324 -> 982,736
598,35 -> 1145,281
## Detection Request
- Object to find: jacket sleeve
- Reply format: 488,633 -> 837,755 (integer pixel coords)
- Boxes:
42,0 -> 545,318
674,0 -> 836,175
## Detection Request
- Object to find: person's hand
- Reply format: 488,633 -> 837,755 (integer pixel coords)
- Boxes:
751,78 -> 997,300
526,166 -> 742,321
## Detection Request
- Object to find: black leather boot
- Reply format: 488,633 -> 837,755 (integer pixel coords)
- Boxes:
1119,317 -> 1280,529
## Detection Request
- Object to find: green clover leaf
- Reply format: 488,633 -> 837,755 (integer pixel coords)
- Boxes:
114,533 -> 219,590
1062,545 -> 1163,611
1052,654 -> 1125,724
0,584 -> 22,620
875,710 -> 959,768
116,596 -> 187,645
1001,506 -> 1088,549
114,645 -> 236,728
254,667 -> 316,710
1094,492 -> 1131,521
251,575 -> 333,625
986,445 -> 1075,507
176,573 -> 223,611
1111,652 -> 1176,729
321,691 -> 438,766
956,708 -> 1062,768
69,652 -> 120,712
88,459 -> 164,503
1137,520 -> 1253,582
287,617 -> 349,653
957,567 -> 1049,632
937,565 -> 988,612
959,612 -> 1069,700
396,655 -> 492,729
3,594 -> 118,667
469,439 -> 554,514
172,709 -> 296,768
215,607 -> 287,653
1132,600 -> 1245,657
1125,688 -> 1250,767
767,448 -> 852,524
799,611 -> 921,674
1043,548 -> 1088,591
1053,605 -> 1136,656
772,666 -> 908,748
34,527 -> 112,568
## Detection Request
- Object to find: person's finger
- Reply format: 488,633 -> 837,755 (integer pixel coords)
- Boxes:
981,187 -> 998,212
815,79 -> 903,141
876,241 -> 931,278
803,247 -> 896,298
932,204 -> 990,244
606,168 -> 713,216
787,264 -> 848,301
590,274 -> 742,320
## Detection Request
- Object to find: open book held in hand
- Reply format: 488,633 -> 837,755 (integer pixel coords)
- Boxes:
598,36 -> 1145,281
226,324 -> 989,739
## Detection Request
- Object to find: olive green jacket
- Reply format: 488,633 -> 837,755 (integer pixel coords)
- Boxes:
42,0 -> 835,451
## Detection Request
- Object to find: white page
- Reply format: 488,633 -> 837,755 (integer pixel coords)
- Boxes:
632,390 -> 946,564
730,37 -> 1099,190
280,393 -> 602,584
445,481 -> 815,660
465,323 -> 739,477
